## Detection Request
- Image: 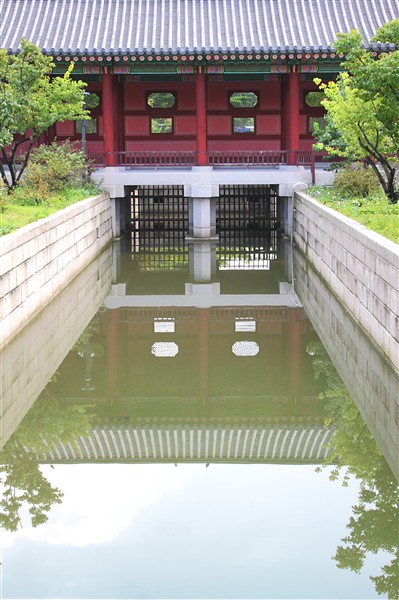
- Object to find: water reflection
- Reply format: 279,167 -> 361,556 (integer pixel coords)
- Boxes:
294,248 -> 399,482
306,342 -> 399,598
31,303 -> 328,465
0,246 -> 112,449
1,235 -> 398,599
0,388 -> 94,531
294,249 -> 399,599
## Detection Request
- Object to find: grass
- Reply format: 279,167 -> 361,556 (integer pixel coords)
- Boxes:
308,186 -> 399,244
0,184 -> 102,236
2,180 -> 398,245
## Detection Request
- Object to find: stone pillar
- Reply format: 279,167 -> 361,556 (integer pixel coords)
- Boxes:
210,197 -> 217,237
102,70 -> 116,166
189,241 -> 216,283
287,67 -> 300,165
119,195 -> 131,234
196,67 -> 208,166
110,197 -> 121,237
186,182 -> 219,239
112,239 -> 122,283
280,195 -> 293,238
192,197 -> 211,238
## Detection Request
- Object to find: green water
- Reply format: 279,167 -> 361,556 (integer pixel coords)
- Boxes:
1,237 -> 397,599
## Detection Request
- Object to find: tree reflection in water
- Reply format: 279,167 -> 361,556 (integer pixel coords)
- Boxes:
0,387 -> 94,532
307,342 -> 399,599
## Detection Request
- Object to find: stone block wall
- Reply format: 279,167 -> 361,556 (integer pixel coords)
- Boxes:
293,192 -> 399,373
0,193 -> 112,347
1,247 -> 113,449
294,249 -> 398,481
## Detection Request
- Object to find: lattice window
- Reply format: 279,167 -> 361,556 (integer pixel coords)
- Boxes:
232,341 -> 259,356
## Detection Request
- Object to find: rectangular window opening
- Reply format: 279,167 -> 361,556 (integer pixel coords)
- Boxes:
76,119 -> 97,134
309,117 -> 326,133
154,318 -> 176,333
151,118 -> 173,134
235,318 -> 256,332
233,117 -> 255,134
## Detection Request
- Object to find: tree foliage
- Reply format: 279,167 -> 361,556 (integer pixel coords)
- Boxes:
147,92 -> 175,108
313,23 -> 399,203
0,441 -> 63,532
307,342 -> 399,598
370,18 -> 399,45
229,92 -> 258,107
0,39 -> 88,189
0,391 -> 94,531
21,140 -> 89,201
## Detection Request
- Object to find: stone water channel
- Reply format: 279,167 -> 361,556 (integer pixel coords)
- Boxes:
1,226 -> 398,598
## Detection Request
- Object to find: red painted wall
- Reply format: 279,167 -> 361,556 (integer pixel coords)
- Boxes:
122,78 -> 285,153
299,78 -> 326,151
52,75 -> 327,157
206,80 -> 282,152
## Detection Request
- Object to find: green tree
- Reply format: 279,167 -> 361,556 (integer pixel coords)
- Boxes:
0,441 -> 63,531
0,391 -> 94,531
21,140 -> 89,201
0,39 -> 88,190
147,92 -> 175,108
308,342 -> 399,598
371,18 -> 399,44
229,92 -> 258,107
313,23 -> 399,203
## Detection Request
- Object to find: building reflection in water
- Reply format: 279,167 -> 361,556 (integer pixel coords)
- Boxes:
32,233 -> 326,466
0,246 -> 113,449
294,247 -> 399,482
1,231 -> 398,598
2,233 -> 398,474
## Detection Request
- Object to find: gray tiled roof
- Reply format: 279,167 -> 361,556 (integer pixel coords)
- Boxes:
0,0 -> 398,55
41,423 -> 334,463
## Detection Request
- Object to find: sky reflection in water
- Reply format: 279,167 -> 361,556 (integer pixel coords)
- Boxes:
1,463 -> 390,599
1,237 -> 397,599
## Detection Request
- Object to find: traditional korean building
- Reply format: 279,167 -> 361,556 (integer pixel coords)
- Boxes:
2,0 -> 397,165
1,0 -> 399,234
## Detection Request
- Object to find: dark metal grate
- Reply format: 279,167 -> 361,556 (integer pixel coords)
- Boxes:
217,185 -> 278,232
131,185 -> 188,233
217,185 -> 278,269
131,185 -> 189,269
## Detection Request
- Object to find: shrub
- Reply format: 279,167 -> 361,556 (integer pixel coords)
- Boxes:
334,164 -> 380,198
0,182 -> 8,212
21,140 -> 88,201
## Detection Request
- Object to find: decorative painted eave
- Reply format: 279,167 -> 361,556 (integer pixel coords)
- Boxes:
1,0 -> 398,57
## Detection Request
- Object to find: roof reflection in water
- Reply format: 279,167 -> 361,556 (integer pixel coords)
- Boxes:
2,231 -> 398,600
2,234 -> 332,466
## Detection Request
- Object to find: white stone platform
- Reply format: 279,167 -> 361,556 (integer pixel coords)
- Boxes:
91,164 -> 335,199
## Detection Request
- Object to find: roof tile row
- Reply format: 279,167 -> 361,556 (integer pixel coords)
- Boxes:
0,0 -> 398,55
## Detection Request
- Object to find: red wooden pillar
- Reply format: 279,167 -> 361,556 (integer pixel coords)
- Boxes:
287,67 -> 300,165
196,66 -> 208,166
107,309 -> 119,402
199,308 -> 209,402
102,69 -> 116,166
117,76 -> 125,153
287,308 -> 302,396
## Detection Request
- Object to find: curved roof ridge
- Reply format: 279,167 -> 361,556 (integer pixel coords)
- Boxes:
1,0 -> 398,55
